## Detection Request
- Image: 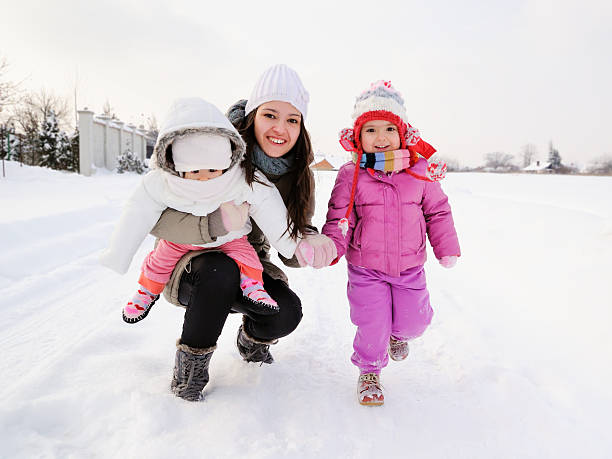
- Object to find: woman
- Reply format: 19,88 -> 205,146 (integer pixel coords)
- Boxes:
150,64 -> 337,401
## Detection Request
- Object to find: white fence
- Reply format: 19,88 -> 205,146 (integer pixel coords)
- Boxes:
78,108 -> 156,176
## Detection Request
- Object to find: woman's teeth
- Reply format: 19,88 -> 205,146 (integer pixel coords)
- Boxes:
269,137 -> 286,144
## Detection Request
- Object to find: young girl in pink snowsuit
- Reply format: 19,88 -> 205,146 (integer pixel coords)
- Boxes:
322,81 -> 461,406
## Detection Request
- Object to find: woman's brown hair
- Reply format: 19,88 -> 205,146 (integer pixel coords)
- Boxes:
235,109 -> 314,240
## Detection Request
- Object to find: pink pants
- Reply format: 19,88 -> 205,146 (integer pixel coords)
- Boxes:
347,263 -> 433,374
140,236 -> 263,294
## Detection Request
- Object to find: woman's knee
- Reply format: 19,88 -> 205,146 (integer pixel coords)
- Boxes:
279,295 -> 303,336
179,252 -> 240,306
190,252 -> 240,291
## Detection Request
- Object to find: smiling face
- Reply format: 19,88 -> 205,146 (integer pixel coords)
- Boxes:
253,101 -> 302,158
183,168 -> 224,181
360,120 -> 401,153
360,119 -> 401,154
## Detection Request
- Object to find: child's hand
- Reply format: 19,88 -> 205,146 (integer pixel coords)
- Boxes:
439,255 -> 457,268
219,201 -> 250,232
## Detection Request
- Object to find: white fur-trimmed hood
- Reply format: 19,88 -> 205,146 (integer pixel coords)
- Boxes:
151,97 -> 246,175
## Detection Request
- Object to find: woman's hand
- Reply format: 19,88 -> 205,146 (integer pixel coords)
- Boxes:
219,201 -> 250,232
296,234 -> 337,269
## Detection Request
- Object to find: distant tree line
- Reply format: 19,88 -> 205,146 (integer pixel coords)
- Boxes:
3,56 -> 609,176
441,142 -> 611,175
477,141 -> 611,175
1,56 -> 155,175
1,58 -> 79,171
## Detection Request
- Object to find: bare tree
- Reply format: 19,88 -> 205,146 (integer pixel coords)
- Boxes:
0,57 -> 20,121
587,154 -> 612,175
145,113 -> 159,138
15,89 -> 71,129
12,89 -> 71,165
484,152 -> 517,170
521,143 -> 537,168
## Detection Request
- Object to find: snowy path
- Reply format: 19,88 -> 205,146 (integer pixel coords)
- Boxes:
1,163 -> 611,458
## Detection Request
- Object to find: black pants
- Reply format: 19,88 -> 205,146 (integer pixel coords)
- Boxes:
178,252 -> 303,349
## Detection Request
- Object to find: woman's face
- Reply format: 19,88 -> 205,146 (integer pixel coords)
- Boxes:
254,101 -> 302,158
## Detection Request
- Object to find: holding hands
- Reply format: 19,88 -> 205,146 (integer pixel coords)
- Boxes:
296,234 -> 337,269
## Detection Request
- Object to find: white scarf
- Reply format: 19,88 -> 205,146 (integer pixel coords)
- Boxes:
163,165 -> 246,215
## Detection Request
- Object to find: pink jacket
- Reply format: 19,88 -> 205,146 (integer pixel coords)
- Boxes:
322,159 -> 460,277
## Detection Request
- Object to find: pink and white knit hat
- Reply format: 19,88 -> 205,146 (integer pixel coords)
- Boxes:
245,64 -> 310,118
336,81 -> 442,237
341,80 -> 436,157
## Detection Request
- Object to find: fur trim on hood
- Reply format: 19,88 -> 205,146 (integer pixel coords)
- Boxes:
151,97 -> 246,176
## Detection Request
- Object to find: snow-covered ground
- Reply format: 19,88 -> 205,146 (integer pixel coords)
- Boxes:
1,160 -> 611,458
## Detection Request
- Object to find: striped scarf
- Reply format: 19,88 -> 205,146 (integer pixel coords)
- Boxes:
352,149 -> 415,172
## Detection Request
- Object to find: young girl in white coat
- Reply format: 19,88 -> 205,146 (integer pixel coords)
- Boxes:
99,97 -> 312,323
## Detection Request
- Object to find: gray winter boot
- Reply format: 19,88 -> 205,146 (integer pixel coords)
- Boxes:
236,321 -> 277,365
171,340 -> 216,401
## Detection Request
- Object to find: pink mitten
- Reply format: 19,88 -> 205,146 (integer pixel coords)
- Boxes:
220,201 -> 250,232
300,234 -> 337,268
439,255 -> 457,268
296,239 -> 315,267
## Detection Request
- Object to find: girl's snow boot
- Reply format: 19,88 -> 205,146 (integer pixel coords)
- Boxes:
236,323 -> 276,365
171,340 -> 216,402
239,274 -> 279,313
358,373 -> 384,406
388,336 -> 410,361
123,286 -> 159,323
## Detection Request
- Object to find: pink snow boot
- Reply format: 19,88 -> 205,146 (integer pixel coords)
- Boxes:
239,274 -> 279,313
123,286 -> 159,324
358,373 -> 384,406
388,336 -> 410,361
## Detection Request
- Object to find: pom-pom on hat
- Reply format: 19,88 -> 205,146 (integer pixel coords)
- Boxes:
245,64 -> 310,119
172,133 -> 232,172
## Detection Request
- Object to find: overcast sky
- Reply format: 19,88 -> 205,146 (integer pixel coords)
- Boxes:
2,0 -> 610,166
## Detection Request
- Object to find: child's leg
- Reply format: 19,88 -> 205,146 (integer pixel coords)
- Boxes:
215,236 -> 278,313
141,240 -> 200,293
347,264 -> 392,374
124,240 -> 198,323
389,265 -> 433,341
235,261 -> 279,311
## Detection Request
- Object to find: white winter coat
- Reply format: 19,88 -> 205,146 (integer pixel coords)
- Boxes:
99,97 -> 298,275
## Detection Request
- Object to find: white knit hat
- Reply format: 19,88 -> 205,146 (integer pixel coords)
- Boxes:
244,64 -> 310,118
352,80 -> 408,124
172,133 -> 232,172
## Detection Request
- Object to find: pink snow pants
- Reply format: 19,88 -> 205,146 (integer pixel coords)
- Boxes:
141,236 -> 263,288
347,263 -> 433,374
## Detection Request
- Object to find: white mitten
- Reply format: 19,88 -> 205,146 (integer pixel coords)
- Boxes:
439,255 -> 458,268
